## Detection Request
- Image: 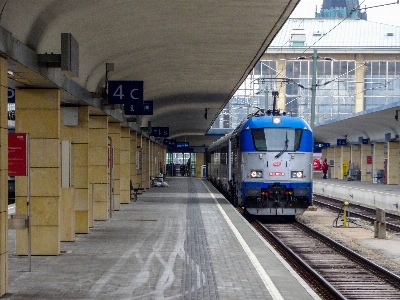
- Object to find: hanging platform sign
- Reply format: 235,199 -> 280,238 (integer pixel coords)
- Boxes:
8,88 -> 15,103
163,139 -> 176,149
151,127 -> 169,137
124,100 -> 153,115
108,80 -> 143,104
176,142 -> 189,149
8,133 -> 28,176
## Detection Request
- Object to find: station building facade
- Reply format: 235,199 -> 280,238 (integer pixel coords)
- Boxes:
213,17 -> 400,184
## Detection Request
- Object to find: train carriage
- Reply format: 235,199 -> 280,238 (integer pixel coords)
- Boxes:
207,100 -> 313,217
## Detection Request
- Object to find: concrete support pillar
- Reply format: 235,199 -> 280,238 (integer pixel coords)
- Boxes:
373,142 -> 385,182
108,122 -> 121,210
142,137 -> 150,189
351,144 -> 361,170
151,141 -> 157,178
120,127 -> 130,204
89,116 -> 109,220
355,55 -> 365,113
130,131 -> 138,190
276,59 -> 286,111
334,147 -> 341,179
159,145 -> 166,175
387,141 -> 399,185
374,208 -> 386,239
195,153 -> 204,178
136,134 -> 143,188
340,146 -> 351,180
0,56 -> 8,297
15,89 -> 61,255
61,106 -> 90,234
361,144 -> 372,182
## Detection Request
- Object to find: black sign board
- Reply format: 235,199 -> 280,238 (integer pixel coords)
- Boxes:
108,80 -> 143,104
124,100 -> 153,115
163,139 -> 176,148
151,127 -> 169,137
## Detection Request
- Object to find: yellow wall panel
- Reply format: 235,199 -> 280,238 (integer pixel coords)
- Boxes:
73,167 -> 88,188
14,197 -> 28,215
92,183 -> 108,202
89,128 -> 108,145
0,58 -> 7,297
16,89 -> 60,110
31,225 -> 60,255
89,166 -> 108,183
60,188 -> 75,242
30,139 -> 60,168
89,116 -> 108,129
30,168 -> 60,197
16,110 -> 59,139
30,197 -> 59,226
93,202 -> 108,221
74,188 -> 89,211
0,128 -> 7,167
120,190 -> 130,204
120,177 -> 130,190
108,122 -> 121,134
0,170 -> 6,212
73,144 -> 88,166
120,151 -> 130,164
113,194 -> 120,211
62,126 -> 87,144
0,211 -> 6,254
0,252 -> 7,295
88,147 -> 108,166
15,176 -> 27,197
75,211 -> 89,234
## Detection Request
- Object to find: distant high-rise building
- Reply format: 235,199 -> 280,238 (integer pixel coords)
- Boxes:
316,0 -> 367,20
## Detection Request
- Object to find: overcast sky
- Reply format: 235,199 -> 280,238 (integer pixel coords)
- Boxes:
290,0 -> 400,26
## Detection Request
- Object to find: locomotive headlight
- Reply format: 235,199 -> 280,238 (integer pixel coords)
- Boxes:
250,170 -> 263,178
291,171 -> 303,178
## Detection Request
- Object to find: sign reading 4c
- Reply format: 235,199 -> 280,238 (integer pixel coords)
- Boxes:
108,80 -> 143,104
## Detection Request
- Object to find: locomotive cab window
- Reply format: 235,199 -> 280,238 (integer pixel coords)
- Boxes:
251,128 -> 302,151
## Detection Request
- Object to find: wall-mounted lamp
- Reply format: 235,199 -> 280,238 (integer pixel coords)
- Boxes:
395,110 -> 400,121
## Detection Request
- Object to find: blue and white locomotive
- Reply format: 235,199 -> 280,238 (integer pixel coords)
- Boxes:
207,98 -> 313,218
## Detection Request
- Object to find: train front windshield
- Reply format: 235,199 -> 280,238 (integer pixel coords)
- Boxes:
252,128 -> 302,151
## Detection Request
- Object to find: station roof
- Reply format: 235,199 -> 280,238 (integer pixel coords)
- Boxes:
269,18 -> 400,51
0,0 -> 300,147
314,102 -> 400,146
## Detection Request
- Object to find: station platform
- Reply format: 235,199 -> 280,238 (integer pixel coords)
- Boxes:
5,177 -> 319,300
313,177 -> 400,214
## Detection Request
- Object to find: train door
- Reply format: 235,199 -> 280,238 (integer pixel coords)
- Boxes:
231,135 -> 241,205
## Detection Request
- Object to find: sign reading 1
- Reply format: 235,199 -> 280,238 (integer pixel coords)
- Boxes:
124,100 -> 153,115
108,80 -> 143,104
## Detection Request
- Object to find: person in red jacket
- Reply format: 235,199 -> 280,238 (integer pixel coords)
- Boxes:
322,158 -> 328,179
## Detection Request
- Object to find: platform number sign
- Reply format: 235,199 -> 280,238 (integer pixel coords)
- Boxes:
151,127 -> 169,137
108,80 -> 143,104
163,139 -> 176,149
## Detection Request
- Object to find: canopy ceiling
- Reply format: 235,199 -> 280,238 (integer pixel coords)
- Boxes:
0,0 -> 300,146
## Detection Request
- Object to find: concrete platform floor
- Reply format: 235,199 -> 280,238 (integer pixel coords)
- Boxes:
5,178 -> 319,300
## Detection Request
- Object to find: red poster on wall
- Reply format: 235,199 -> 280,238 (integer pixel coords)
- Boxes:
8,133 -> 28,176
367,156 -> 372,165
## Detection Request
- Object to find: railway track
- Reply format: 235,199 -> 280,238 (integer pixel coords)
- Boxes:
254,220 -> 400,299
313,194 -> 400,232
